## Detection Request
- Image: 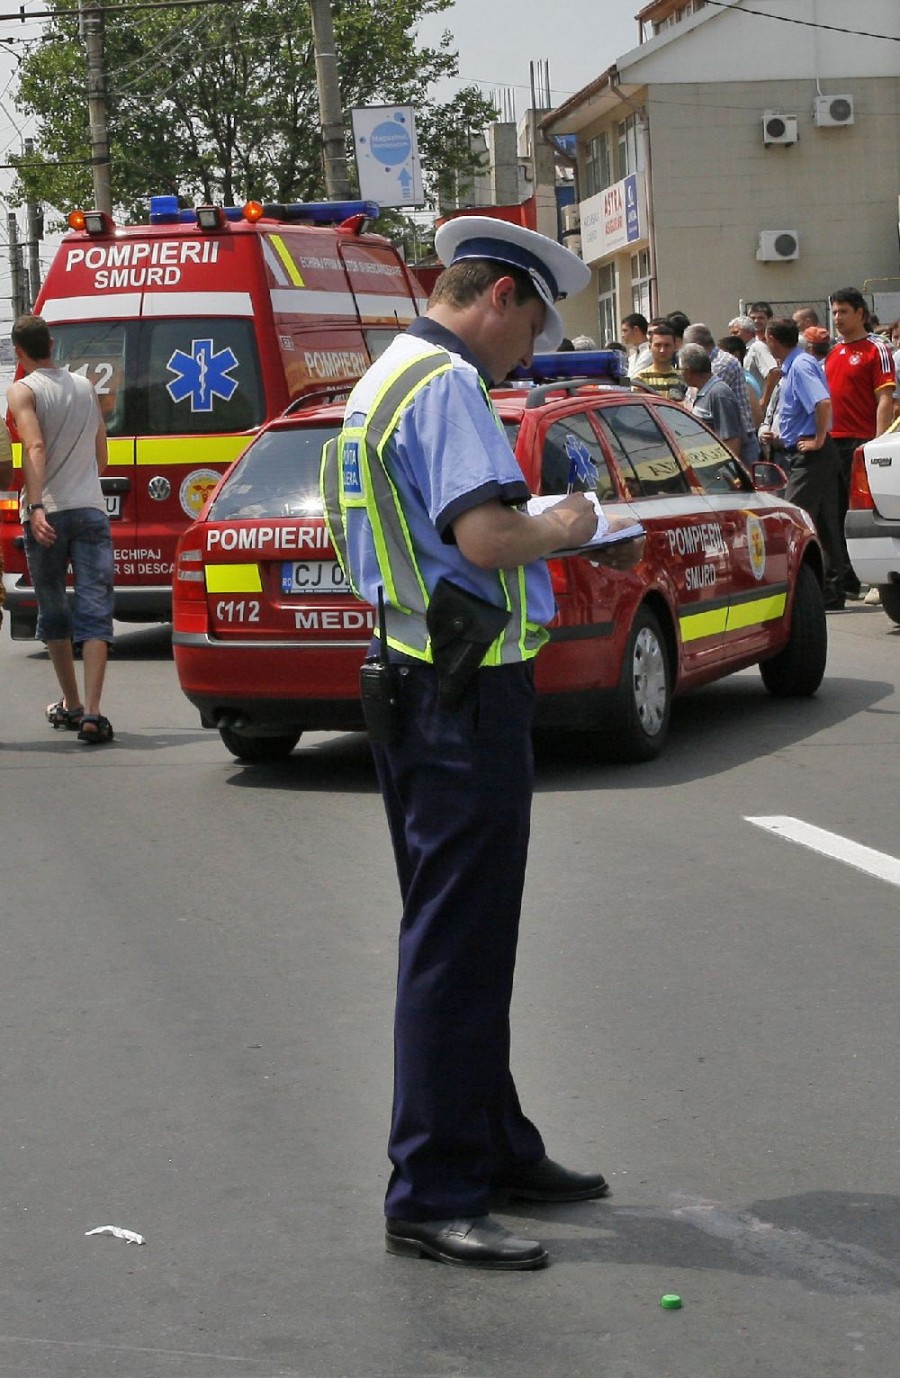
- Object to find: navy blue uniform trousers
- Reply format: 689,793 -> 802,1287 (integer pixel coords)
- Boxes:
370,659 -> 545,1221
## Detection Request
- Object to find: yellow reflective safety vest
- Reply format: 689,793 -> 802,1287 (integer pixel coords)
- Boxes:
320,341 -> 547,665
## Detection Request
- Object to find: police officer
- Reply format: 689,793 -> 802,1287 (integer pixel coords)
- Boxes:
322,218 -> 643,1270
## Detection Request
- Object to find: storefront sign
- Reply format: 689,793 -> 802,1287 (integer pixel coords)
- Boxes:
579,173 -> 645,263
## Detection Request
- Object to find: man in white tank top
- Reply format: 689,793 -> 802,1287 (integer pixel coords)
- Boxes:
0,418 -> 11,632
7,314 -> 114,744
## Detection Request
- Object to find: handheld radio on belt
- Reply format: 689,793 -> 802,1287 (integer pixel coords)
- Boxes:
359,586 -> 401,744
360,579 -> 514,739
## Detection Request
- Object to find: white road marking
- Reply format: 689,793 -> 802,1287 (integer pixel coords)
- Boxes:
745,815 -> 900,888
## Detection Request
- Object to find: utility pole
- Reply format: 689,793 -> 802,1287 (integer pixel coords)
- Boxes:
79,0 -> 112,213
308,0 -> 351,199
24,138 -> 44,302
8,213 -> 28,318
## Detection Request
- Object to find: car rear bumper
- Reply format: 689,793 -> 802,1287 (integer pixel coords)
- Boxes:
845,509 -> 900,585
182,690 -> 366,734
173,630 -> 368,731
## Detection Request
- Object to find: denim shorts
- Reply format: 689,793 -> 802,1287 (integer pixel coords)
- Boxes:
23,506 -> 115,643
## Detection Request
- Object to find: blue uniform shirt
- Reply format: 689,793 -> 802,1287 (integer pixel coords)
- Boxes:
778,346 -> 829,447
342,317 -> 556,630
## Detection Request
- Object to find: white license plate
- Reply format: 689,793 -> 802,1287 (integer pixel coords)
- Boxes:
105,495 -> 122,519
281,559 -> 349,594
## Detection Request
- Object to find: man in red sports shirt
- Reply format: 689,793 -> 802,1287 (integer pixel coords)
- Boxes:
826,286 -> 895,602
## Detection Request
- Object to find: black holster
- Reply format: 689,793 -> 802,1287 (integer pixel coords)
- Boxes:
426,578 -> 511,708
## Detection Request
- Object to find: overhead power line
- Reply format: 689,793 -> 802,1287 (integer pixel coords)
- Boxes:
700,0 -> 900,42
0,0 -> 242,19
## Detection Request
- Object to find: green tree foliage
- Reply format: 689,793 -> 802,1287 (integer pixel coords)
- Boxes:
12,0 -> 497,225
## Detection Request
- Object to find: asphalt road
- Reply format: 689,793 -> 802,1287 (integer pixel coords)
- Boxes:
1,602 -> 898,1378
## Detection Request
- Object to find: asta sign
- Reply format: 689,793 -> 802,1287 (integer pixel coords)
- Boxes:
579,173 -> 645,264
351,105 -> 424,208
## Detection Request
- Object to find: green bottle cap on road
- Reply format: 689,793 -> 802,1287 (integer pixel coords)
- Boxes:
660,1293 -> 683,1309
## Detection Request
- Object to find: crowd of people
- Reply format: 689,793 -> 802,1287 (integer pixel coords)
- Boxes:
605,291 -> 896,610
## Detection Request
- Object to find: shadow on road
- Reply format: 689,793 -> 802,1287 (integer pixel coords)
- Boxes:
224,732 -> 380,794
110,624 -> 174,660
533,672 -> 895,792
221,672 -> 893,794
500,1190 -> 900,1296
0,729 -> 211,755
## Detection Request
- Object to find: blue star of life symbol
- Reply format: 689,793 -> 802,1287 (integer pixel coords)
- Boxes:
166,339 -> 239,412
564,432 -> 598,488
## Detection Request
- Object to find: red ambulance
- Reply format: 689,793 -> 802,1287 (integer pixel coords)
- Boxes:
0,195 -> 426,638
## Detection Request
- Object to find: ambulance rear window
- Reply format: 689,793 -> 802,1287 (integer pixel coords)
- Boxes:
145,318 -> 263,436
49,317 -> 264,438
208,424 -> 337,520
52,323 -> 129,435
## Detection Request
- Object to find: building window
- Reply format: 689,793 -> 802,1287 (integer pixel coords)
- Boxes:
651,1 -> 705,36
584,130 -> 612,197
597,262 -> 617,347
615,112 -> 644,182
631,249 -> 652,316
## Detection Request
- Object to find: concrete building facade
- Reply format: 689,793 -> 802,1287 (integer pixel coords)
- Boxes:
542,0 -> 900,343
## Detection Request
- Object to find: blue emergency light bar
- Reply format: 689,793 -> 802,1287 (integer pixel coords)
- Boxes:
148,195 -> 380,226
252,200 -> 380,224
509,350 -> 628,384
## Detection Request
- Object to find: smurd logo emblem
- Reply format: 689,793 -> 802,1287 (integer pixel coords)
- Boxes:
746,514 -> 766,581
180,468 -> 222,518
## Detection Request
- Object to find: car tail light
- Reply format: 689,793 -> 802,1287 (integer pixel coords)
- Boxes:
547,557 -> 571,596
173,544 -> 209,634
847,446 -> 874,511
0,491 -> 20,524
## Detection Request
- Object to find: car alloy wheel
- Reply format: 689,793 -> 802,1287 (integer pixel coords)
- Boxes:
631,621 -> 668,738
596,604 -> 672,763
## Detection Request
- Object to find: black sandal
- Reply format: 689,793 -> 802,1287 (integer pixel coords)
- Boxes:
47,700 -> 84,730
77,714 -> 114,745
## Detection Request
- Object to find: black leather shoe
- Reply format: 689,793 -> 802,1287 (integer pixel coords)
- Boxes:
385,1215 -> 548,1269
494,1155 -> 610,1202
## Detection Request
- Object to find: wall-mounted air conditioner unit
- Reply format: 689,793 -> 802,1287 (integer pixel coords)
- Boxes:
814,94 -> 854,127
762,112 -> 798,145
757,230 -> 800,262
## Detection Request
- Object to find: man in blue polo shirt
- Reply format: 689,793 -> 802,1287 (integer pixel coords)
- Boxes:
765,317 -> 842,608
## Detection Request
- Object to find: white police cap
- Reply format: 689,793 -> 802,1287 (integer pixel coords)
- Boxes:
434,216 -> 591,351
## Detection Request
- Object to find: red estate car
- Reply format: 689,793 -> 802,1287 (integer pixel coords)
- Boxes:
172,356 -> 827,763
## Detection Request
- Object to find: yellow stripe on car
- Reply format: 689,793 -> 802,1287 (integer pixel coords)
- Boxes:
725,591 -> 787,631
268,234 -> 306,287
205,563 -> 262,593
12,436 -> 250,469
679,605 -> 729,643
136,435 -> 250,466
679,591 -> 787,643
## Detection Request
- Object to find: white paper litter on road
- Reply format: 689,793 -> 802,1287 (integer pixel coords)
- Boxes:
85,1225 -> 146,1245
